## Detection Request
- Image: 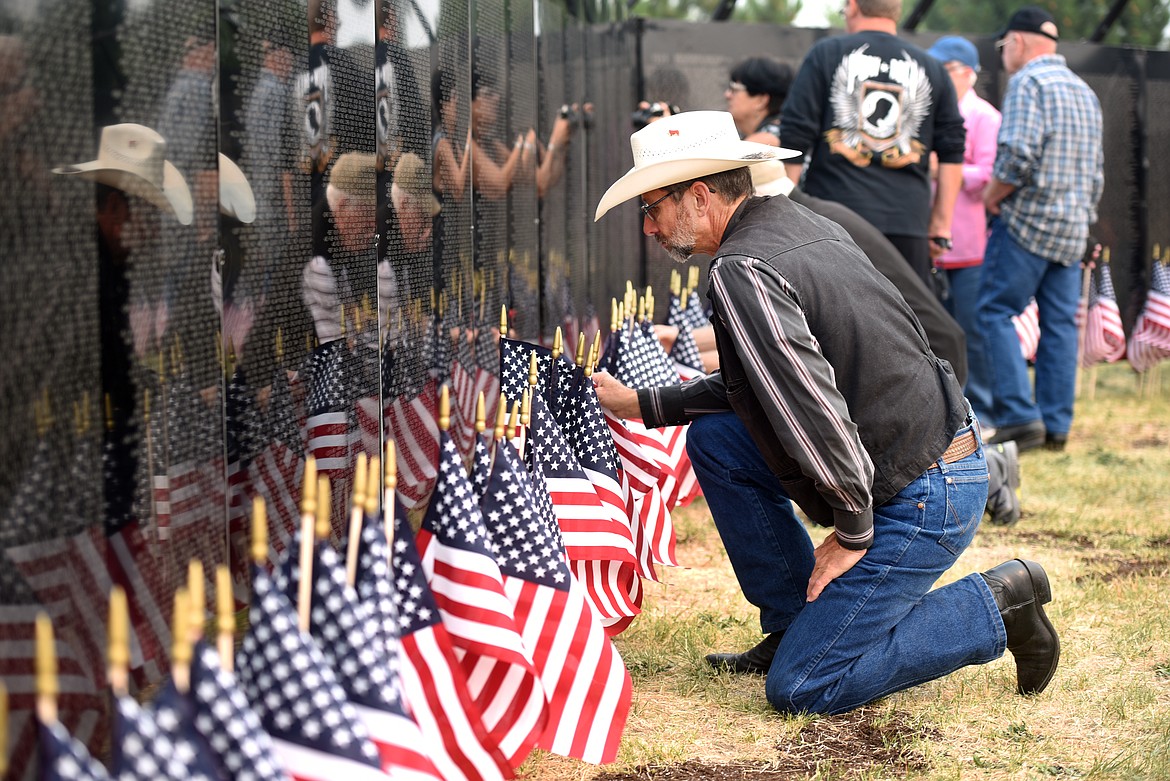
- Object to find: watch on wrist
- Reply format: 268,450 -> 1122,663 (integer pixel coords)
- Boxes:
930,236 -> 953,251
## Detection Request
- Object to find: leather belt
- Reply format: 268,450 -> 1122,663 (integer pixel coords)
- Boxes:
934,428 -> 979,467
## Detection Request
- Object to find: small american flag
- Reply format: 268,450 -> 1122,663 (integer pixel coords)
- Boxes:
111,691 -> 219,780
1013,298 -> 1041,363
417,431 -> 548,768
1081,262 -> 1127,366
486,440 -> 633,764
186,641 -> 287,781
359,504 -> 511,781
526,392 -> 640,623
275,538 -> 443,781
234,565 -> 389,781
1129,259 -> 1170,372
37,719 -> 112,781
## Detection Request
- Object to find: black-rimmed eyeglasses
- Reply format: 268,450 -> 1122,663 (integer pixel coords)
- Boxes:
640,190 -> 675,222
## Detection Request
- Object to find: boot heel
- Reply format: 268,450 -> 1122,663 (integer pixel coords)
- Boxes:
1022,559 -> 1052,604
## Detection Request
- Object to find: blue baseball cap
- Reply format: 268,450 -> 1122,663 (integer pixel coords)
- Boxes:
928,36 -> 981,72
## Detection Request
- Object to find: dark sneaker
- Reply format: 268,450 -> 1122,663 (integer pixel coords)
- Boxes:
986,441 -> 1021,526
988,420 -> 1046,452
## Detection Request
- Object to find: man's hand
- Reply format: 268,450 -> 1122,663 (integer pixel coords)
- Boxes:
591,371 -> 640,419
983,178 -> 1016,217
807,533 -> 866,602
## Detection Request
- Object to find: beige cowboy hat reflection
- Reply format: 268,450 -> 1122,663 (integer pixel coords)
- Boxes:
53,123 -> 194,225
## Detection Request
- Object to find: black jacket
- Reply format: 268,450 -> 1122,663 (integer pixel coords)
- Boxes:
638,196 -> 967,548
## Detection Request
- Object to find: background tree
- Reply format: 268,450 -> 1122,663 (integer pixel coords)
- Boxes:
631,0 -> 802,26
918,0 -> 1169,48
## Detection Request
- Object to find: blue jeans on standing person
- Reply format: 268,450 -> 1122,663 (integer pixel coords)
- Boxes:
946,264 -> 996,428
686,412 -> 1004,715
978,219 -> 1082,436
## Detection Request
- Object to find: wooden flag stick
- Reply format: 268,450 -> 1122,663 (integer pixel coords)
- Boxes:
508,399 -> 522,452
346,453 -> 369,589
108,585 -> 130,698
172,588 -> 192,694
36,613 -> 57,725
518,390 -> 531,454
251,497 -> 268,567
494,393 -> 509,441
365,454 -> 381,521
187,560 -> 205,643
383,441 -> 398,554
298,475 -> 326,633
440,384 -> 451,432
295,458 -> 317,632
1075,258 -> 1095,398
216,565 -> 234,673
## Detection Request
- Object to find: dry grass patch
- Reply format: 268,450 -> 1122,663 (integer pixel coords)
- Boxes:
520,363 -> 1170,781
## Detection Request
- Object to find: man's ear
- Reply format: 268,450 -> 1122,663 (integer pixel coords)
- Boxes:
691,181 -> 714,215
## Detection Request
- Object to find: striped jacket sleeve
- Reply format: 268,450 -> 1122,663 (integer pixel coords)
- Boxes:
710,255 -> 875,548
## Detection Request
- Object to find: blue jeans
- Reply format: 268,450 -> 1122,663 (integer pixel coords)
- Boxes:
945,265 -> 995,427
977,219 -> 1081,435
687,412 -> 1004,715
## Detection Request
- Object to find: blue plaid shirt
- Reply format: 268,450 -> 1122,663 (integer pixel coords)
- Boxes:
994,54 -> 1104,265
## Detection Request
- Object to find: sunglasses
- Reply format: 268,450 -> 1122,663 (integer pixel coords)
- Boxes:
726,80 -> 748,93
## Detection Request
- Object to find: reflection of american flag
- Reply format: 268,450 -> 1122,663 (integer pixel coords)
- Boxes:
1013,298 -> 1041,363
235,566 -> 388,781
276,540 -> 442,780
450,327 -> 479,459
472,325 -> 501,440
1129,260 -> 1170,372
303,340 -> 351,477
485,441 -> 632,764
386,379 -> 441,509
384,328 -> 441,509
417,431 -> 547,768
2,605 -> 106,781
251,369 -> 304,562
363,506 -> 510,781
1081,262 -> 1126,366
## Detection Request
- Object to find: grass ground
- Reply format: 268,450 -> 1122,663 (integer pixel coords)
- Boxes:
520,362 -> 1170,780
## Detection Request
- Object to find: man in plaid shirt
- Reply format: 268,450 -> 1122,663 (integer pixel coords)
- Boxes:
980,6 -> 1104,453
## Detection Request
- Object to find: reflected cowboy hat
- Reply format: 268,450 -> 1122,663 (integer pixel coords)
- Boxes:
52,123 -> 193,225
594,110 -> 800,221
218,153 -> 256,223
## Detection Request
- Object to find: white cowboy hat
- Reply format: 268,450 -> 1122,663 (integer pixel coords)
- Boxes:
53,123 -> 193,225
594,110 -> 800,221
218,153 -> 256,223
750,159 -> 795,198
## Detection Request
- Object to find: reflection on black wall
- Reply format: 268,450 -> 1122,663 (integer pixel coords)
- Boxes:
1,3 -> 1164,773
